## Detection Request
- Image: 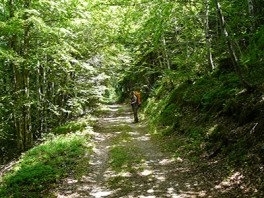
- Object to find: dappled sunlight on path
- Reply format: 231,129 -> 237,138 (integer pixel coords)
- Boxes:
54,104 -> 247,198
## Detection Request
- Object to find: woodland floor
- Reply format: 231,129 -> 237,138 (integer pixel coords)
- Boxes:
51,105 -> 256,198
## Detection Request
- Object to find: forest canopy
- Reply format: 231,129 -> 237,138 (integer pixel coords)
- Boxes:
1,0 -> 264,164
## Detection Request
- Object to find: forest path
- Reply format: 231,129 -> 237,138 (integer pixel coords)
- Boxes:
53,104 -> 230,198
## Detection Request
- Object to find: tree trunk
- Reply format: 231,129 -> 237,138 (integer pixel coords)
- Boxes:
35,62 -> 43,139
10,0 -> 33,151
21,0 -> 33,150
205,0 -> 215,71
7,0 -> 24,151
214,0 -> 252,89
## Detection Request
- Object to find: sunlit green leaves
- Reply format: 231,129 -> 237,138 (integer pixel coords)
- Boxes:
0,0 -> 117,154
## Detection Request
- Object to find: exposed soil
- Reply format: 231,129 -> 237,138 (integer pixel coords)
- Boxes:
52,104 -> 260,198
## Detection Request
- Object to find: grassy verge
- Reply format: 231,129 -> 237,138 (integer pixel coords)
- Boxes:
0,123 -> 92,198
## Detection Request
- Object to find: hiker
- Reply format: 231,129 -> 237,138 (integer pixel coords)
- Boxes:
130,91 -> 140,123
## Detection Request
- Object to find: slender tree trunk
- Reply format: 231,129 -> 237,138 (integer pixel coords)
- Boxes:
214,0 -> 252,89
214,0 -> 237,65
36,62 -> 42,138
21,0 -> 33,150
42,64 -> 48,133
205,0 -> 215,71
8,0 -> 24,151
12,63 -> 24,151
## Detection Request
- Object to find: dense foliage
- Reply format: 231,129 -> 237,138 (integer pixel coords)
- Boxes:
1,0 -> 264,189
0,0 -> 264,196
115,0 -> 264,169
0,0 -> 128,161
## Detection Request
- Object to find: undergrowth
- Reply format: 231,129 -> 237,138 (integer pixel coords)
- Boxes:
0,122 -> 92,198
144,70 -> 263,165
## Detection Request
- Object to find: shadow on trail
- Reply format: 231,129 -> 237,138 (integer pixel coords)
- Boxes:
55,104 -> 252,198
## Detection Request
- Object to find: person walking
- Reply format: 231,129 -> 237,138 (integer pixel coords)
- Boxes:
130,91 -> 139,123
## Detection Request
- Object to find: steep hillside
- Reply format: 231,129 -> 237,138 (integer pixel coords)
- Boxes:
143,70 -> 264,195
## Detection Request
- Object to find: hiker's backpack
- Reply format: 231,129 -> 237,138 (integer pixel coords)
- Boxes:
134,91 -> 141,106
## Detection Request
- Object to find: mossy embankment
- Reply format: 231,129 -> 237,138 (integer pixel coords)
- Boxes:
144,70 -> 264,195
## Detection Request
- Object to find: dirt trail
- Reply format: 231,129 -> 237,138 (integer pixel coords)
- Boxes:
54,104 -> 245,198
